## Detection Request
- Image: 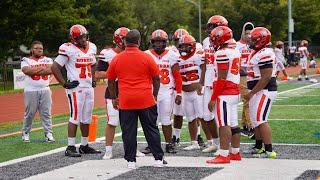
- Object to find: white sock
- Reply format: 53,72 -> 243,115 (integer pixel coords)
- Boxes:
220,149 -> 229,157
197,126 -> 201,135
213,138 -> 220,146
231,147 -> 240,154
173,128 -> 181,138
105,146 -> 112,152
207,139 -> 213,145
68,137 -> 76,146
81,136 -> 88,146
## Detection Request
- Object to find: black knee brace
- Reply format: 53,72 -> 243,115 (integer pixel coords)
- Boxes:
231,127 -> 241,136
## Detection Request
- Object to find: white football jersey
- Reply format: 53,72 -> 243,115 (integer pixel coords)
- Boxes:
214,48 -> 241,85
274,47 -> 285,64
145,49 -> 179,94
298,46 -> 309,59
247,48 -> 277,82
55,42 -> 97,88
98,48 -> 118,63
236,41 -> 253,67
177,52 -> 204,86
21,56 -> 53,91
203,37 -> 216,87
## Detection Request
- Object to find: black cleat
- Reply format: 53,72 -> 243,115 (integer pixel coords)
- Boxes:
305,77 -> 309,80
65,146 -> 81,157
79,144 -> 101,154
141,146 -> 151,154
165,142 -> 177,154
197,135 -> 205,147
297,77 -> 302,81
241,128 -> 255,139
172,135 -> 180,147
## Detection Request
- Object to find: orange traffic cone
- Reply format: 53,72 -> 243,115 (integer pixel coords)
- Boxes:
316,68 -> 320,74
88,115 -> 98,142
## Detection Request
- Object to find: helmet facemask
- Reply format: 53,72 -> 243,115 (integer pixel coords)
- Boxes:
151,39 -> 167,55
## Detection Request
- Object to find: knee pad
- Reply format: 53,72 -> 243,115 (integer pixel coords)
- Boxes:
231,127 -> 241,136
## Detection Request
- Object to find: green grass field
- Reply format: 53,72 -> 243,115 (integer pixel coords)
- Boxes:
0,81 -> 319,163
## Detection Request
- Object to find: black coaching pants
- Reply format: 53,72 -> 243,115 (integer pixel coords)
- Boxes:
119,105 -> 164,162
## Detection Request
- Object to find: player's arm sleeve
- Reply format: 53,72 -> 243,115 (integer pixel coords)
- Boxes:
20,57 -> 29,68
258,54 -> 274,69
55,45 -> 69,66
106,57 -> 117,80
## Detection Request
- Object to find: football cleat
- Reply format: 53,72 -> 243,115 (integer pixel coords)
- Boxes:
165,142 -> 177,154
206,155 -> 230,164
79,144 -> 101,154
183,141 -> 200,151
65,146 -> 81,157
197,135 -> 205,147
102,151 -> 113,160
202,143 -> 218,153
172,135 -> 181,147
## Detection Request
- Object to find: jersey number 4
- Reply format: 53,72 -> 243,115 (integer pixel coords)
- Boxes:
230,58 -> 240,75
75,63 -> 92,78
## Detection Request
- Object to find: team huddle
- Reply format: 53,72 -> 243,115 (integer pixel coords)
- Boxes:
21,14 -> 293,165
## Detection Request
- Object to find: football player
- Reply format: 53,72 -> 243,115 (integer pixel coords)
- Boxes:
298,40 -> 310,81
144,29 -> 183,153
171,28 -> 189,147
274,41 -> 289,80
201,15 -> 229,153
244,27 -> 277,158
175,34 -> 205,150
206,26 -> 242,164
51,25 -> 101,157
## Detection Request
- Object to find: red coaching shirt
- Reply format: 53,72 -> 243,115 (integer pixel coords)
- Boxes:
107,47 -> 160,110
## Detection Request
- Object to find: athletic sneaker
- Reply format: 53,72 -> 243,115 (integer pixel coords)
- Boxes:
183,141 -> 200,151
136,150 -> 145,157
127,161 -> 137,169
65,146 -> 81,157
45,133 -> 55,142
202,143 -> 218,153
197,135 -> 205,147
172,135 -> 180,147
229,152 -> 242,161
79,144 -> 101,154
297,77 -> 302,81
241,127 -> 255,139
102,151 -> 113,160
206,155 -> 230,164
153,159 -> 167,167
165,142 -> 177,153
22,132 -> 30,143
305,76 -> 309,80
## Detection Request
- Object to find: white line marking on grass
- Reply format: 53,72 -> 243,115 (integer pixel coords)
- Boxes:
268,118 -> 320,121
278,82 -> 320,95
0,115 -> 107,138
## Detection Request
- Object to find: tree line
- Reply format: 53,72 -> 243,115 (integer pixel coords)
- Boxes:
0,0 -> 319,60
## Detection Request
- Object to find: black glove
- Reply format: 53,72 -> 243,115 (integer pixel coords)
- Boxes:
92,80 -> 96,88
63,80 -> 79,89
